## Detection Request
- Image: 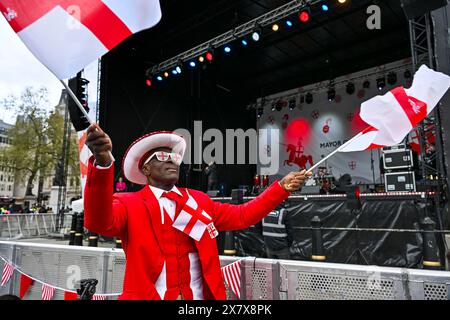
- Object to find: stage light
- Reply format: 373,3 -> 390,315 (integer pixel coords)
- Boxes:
146,79 -> 152,87
289,99 -> 296,110
404,70 -> 412,79
156,75 -> 163,81
252,30 -> 260,41
346,82 -> 355,95
338,0 -> 347,4
241,39 -> 248,46
172,69 -> 178,75
286,20 -> 293,27
189,61 -> 196,68
305,92 -> 313,104
272,24 -> 279,32
275,100 -> 283,112
299,10 -> 310,23
327,88 -> 336,101
363,80 -> 370,89
164,71 -> 169,78
377,76 -> 386,90
224,46 -> 231,53
206,48 -> 214,61
198,56 -> 205,63
387,72 -> 397,85
321,3 -> 329,11
257,107 -> 264,118
175,60 -> 183,74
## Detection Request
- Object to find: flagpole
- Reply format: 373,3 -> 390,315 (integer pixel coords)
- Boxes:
306,131 -> 364,174
60,79 -> 115,162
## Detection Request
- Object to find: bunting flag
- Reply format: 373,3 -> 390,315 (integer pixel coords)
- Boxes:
92,294 -> 106,300
1,262 -> 14,286
41,283 -> 55,300
221,260 -> 242,299
19,274 -> 34,299
64,291 -> 78,300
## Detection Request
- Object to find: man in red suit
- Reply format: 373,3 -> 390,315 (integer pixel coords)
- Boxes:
84,123 -> 311,300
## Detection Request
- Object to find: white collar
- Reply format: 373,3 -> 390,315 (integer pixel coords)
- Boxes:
149,185 -> 182,199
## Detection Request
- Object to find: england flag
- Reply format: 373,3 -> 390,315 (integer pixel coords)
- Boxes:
0,0 -> 162,79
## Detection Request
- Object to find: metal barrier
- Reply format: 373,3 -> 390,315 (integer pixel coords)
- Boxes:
0,214 -> 73,240
0,241 -> 449,300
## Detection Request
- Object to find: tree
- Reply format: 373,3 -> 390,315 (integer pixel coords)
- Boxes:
0,87 -> 80,198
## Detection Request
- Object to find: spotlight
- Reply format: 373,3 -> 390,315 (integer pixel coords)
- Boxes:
376,76 -> 386,90
164,71 -> 169,78
275,100 -> 283,112
338,0 -> 347,4
189,61 -> 196,68
272,24 -> 279,32
321,2 -> 329,11
271,101 -> 276,111
224,46 -> 231,53
146,79 -> 152,87
346,82 -> 355,95
252,25 -> 262,41
289,99 -> 296,110
257,107 -> 264,118
241,39 -> 248,46
305,92 -> 313,104
156,75 -> 163,81
387,72 -> 397,85
363,80 -> 370,89
171,69 -> 178,75
206,51 -> 214,62
252,30 -> 261,41
198,56 -> 205,63
299,9 -> 310,23
327,87 -> 336,101
404,70 -> 412,79
175,60 -> 183,74
286,20 -> 293,27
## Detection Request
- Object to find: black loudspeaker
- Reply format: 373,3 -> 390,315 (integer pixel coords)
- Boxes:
401,0 -> 448,20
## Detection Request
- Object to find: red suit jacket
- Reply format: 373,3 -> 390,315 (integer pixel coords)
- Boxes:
84,158 -> 290,300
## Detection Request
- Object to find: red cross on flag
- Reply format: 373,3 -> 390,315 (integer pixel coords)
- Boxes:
340,65 -> 450,152
0,0 -> 161,79
171,193 -> 218,241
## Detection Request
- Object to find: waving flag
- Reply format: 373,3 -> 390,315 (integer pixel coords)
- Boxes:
1,262 -> 14,286
41,283 -> 55,300
0,0 -> 162,79
340,65 -> 450,152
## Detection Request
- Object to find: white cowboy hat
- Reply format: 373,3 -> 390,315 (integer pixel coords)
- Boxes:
122,131 -> 186,185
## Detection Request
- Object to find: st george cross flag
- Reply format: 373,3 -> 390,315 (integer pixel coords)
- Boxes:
340,65 -> 450,152
221,260 -> 242,299
1,262 -> 14,286
168,192 -> 218,241
0,0 -> 162,79
41,283 -> 55,300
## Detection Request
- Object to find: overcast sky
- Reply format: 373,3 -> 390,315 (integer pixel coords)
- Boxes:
0,16 -> 98,125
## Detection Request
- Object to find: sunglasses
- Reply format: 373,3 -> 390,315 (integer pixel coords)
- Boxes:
143,151 -> 182,166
